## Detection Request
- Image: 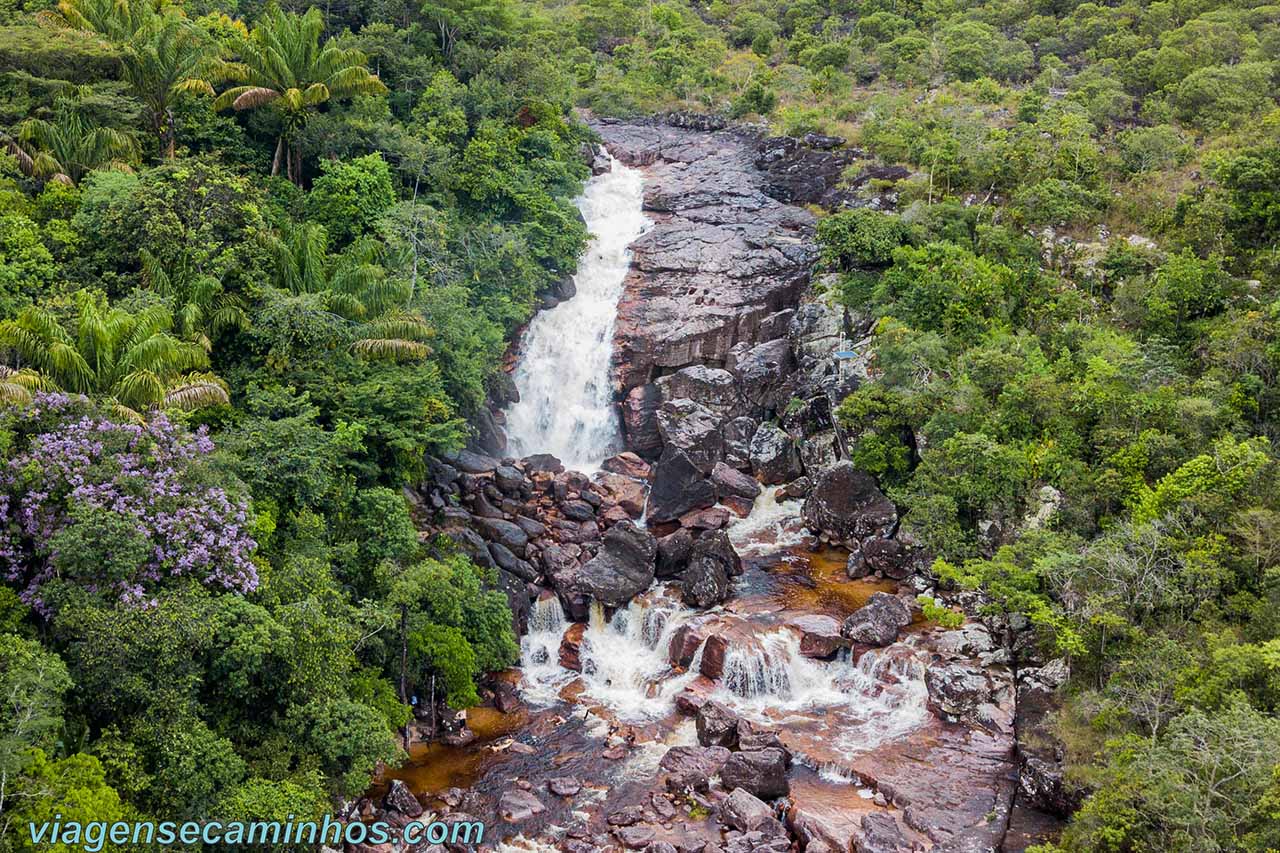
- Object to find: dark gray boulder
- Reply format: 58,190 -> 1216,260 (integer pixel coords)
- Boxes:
488,542 -> 538,582
724,416 -> 758,471
801,462 -> 897,545
711,461 -> 762,500
649,447 -> 717,523
749,423 -> 802,485
564,521 -> 657,608
695,700 -> 739,748
720,788 -> 781,834
681,531 -> 742,608
656,527 -> 695,579
729,338 -> 795,415
657,399 -> 724,474
471,516 -> 530,555
719,748 -> 790,800
841,591 -> 912,646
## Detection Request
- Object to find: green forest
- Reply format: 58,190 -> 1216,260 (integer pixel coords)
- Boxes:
0,0 -> 1277,845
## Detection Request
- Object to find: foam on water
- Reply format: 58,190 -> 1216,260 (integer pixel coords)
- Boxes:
727,486 -> 809,554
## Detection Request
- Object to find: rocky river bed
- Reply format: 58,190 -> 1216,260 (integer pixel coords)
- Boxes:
357,118 -> 1070,853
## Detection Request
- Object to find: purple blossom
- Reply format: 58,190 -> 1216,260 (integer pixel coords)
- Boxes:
1,393 -> 257,613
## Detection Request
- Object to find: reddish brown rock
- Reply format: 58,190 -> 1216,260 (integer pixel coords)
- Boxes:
679,506 -> 731,530
559,622 -> 586,671
601,451 -> 653,479
787,614 -> 847,659
698,634 -> 729,680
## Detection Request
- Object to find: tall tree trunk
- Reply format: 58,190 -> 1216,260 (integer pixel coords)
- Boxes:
399,605 -> 410,750
271,136 -> 285,177
165,109 -> 176,159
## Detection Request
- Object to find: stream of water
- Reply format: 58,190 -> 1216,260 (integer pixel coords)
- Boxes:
382,161 -> 935,848
503,158 -> 651,471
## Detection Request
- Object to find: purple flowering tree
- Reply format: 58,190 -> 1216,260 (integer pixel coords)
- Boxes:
0,393 -> 257,613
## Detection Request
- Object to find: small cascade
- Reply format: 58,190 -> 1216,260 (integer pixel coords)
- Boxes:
727,486 -> 810,555
518,596 -> 572,705
716,630 -> 848,712
504,159 -> 651,471
577,589 -> 700,720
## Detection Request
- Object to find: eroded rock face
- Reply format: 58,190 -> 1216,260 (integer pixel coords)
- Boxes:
801,462 -> 898,545
593,121 -> 818,412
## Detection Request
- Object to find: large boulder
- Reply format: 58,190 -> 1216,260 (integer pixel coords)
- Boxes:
659,745 -> 731,779
681,531 -> 741,608
788,614 -> 846,659
749,423 -> 802,485
695,700 -> 739,748
857,813 -> 911,853
719,748 -> 790,800
657,399 -> 724,474
729,338 -> 796,415
383,779 -> 423,818
656,365 -> 747,418
841,592 -> 911,646
721,788 -> 783,835
801,462 -> 897,545
621,383 -> 664,459
930,661 -> 1015,737
711,461 -> 762,500
656,527 -> 695,579
649,448 -> 717,523
563,521 -> 657,608
471,516 -> 531,555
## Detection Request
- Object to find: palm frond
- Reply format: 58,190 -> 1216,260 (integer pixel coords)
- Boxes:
350,337 -> 431,360
162,372 -> 229,411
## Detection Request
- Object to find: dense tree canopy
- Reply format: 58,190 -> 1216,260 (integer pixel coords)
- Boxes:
0,0 -> 1277,842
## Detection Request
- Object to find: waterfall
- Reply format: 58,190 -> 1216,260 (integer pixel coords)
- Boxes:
576,589 -> 700,720
717,630 -> 848,711
504,158 -> 650,471
727,486 -> 810,554
519,595 -> 572,706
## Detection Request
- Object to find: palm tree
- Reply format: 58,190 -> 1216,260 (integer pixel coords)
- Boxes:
39,0 -> 238,158
122,15 -> 238,157
139,249 -> 248,350
261,222 -> 434,359
6,99 -> 137,185
213,6 -> 387,183
0,299 -> 229,418
36,0 -> 161,42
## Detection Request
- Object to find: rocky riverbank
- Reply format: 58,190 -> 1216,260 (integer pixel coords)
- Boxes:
352,117 -> 1068,853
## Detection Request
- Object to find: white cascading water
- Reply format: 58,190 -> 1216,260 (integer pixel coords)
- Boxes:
504,159 -> 651,471
577,592 -> 702,720
726,486 -> 810,555
519,595 -> 572,706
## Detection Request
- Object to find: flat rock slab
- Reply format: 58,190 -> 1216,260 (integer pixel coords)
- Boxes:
592,120 -> 819,396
